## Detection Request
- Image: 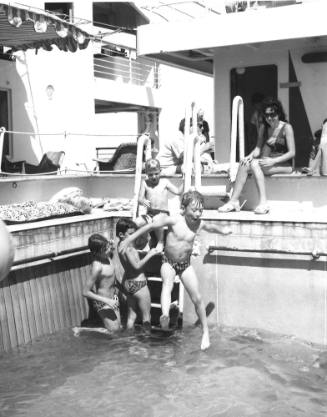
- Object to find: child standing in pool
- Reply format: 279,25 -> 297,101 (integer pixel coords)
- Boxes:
121,190 -> 232,350
136,158 -> 183,250
116,218 -> 160,332
79,234 -> 121,334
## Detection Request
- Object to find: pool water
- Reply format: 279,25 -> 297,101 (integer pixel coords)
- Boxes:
1,325 -> 327,417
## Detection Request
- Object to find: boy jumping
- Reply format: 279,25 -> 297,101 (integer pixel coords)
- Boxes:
121,190 -> 231,350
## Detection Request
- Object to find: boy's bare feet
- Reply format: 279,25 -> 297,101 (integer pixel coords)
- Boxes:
160,315 -> 169,330
72,327 -> 80,337
143,321 -> 152,335
200,331 -> 210,351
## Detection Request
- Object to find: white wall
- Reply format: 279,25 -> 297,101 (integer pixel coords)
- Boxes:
157,65 -> 214,148
94,112 -> 139,149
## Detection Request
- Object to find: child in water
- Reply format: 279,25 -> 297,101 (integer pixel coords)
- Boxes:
116,218 -> 160,332
121,190 -> 232,350
73,233 -> 121,336
136,158 -> 183,250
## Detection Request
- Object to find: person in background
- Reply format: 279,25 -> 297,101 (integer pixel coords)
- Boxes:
157,120 -> 185,175
197,108 -> 210,143
219,97 -> 295,215
304,118 -> 327,176
248,92 -> 265,154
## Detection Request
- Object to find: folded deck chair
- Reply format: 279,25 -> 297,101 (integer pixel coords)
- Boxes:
1,156 -> 25,173
24,151 -> 65,174
94,143 -> 137,172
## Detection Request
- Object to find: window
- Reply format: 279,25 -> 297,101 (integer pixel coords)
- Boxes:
44,2 -> 73,21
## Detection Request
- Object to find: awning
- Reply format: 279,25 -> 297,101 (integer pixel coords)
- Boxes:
0,2 -> 92,52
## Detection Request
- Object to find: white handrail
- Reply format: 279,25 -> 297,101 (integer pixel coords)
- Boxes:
132,133 -> 152,220
0,127 -> 5,174
184,96 -> 245,194
229,95 -> 245,182
183,102 -> 198,192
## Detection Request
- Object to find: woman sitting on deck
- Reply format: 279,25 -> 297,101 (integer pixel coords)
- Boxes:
219,97 -> 296,214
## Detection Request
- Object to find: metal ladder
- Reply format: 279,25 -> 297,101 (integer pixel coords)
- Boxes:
132,133 -> 184,324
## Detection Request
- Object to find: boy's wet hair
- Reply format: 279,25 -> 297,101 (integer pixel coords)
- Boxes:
88,233 -> 109,256
116,218 -> 137,237
145,158 -> 160,172
181,190 -> 204,208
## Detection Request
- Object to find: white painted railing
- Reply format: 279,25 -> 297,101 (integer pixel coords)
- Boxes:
132,133 -> 152,220
94,46 -> 160,88
229,95 -> 245,182
183,96 -> 245,195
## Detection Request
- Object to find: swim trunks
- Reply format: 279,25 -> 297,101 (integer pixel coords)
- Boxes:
162,254 -> 191,275
124,279 -> 147,295
93,294 -> 119,312
142,208 -> 170,224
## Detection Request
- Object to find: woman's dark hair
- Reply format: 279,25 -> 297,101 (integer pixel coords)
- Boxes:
262,97 -> 287,123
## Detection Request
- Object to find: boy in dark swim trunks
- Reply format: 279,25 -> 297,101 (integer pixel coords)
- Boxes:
73,234 -> 121,336
136,158 -> 183,250
116,218 -> 160,332
120,190 -> 231,350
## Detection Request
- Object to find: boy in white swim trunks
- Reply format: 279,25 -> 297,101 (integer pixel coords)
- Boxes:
121,190 -> 232,350
136,158 -> 183,250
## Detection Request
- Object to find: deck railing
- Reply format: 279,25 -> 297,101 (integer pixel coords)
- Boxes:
94,45 -> 160,88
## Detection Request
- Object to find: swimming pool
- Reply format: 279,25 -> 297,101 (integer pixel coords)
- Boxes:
1,325 -> 326,417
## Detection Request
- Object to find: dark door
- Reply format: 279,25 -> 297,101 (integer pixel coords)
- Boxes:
231,65 -> 278,155
0,89 -> 10,158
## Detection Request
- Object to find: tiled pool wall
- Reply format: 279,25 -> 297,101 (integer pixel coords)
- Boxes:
2,212 -> 327,351
185,220 -> 327,346
0,215 -> 126,352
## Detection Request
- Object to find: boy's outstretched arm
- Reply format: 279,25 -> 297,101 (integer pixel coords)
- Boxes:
201,222 -> 232,235
120,216 -> 175,253
166,179 -> 184,196
125,247 -> 159,271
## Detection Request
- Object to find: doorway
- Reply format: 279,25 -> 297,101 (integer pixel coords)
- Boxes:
0,89 -> 12,160
231,65 -> 277,155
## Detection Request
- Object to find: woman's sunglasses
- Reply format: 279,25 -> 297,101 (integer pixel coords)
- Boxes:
264,111 -> 277,119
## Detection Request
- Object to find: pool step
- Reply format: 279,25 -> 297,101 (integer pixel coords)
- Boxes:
147,275 -> 183,325
198,185 -> 228,197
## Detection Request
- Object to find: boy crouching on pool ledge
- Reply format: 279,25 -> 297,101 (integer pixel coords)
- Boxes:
116,218 -> 160,332
135,158 -> 183,250
120,190 -> 232,351
73,234 -> 121,336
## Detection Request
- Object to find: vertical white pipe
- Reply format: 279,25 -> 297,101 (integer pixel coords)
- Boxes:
183,105 -> 191,191
230,96 -> 244,182
0,127 -> 6,174
238,98 -> 245,160
132,133 -> 151,220
194,136 -> 202,190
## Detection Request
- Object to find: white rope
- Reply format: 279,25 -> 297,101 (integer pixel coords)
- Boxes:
3,130 -> 141,137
